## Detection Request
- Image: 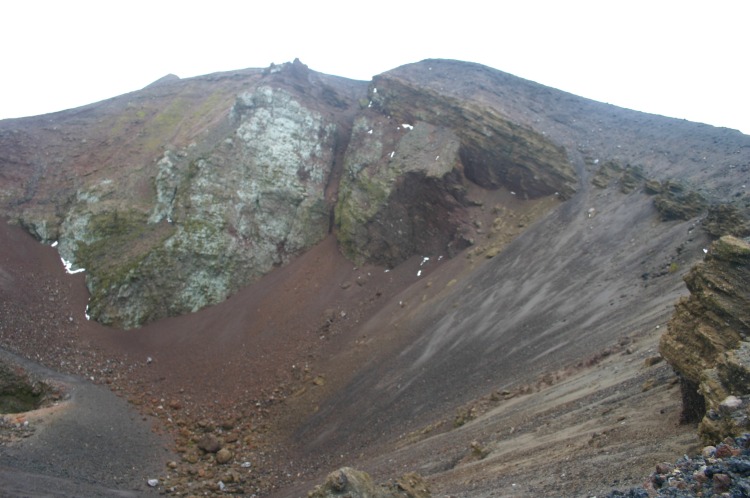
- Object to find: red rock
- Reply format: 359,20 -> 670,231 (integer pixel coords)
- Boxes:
713,473 -> 731,494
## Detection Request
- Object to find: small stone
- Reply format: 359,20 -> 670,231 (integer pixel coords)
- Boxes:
702,445 -> 716,458
713,473 -> 731,494
147,478 -> 159,487
198,434 -> 221,453
216,448 -> 233,464
720,395 -> 743,410
312,375 -> 326,386
655,462 -> 673,475
715,443 -> 734,458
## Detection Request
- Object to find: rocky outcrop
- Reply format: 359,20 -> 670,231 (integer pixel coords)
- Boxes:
82,83 -> 338,328
334,73 -> 576,265
660,236 -> 750,441
652,180 -> 708,221
1,58 -> 583,326
369,75 -> 576,199
307,467 -> 430,498
703,204 -> 750,239
335,115 -> 472,266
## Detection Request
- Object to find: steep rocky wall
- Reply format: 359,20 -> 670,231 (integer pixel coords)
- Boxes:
81,84 -> 339,328
335,114 -> 473,266
1,61 -> 362,328
334,74 -> 577,266
660,236 -> 750,441
368,74 -> 576,199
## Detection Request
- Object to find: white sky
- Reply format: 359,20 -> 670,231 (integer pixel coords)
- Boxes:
1,1 -> 748,134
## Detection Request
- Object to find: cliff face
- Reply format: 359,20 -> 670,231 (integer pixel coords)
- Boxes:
0,59 -> 582,328
660,236 -> 750,440
334,72 -> 576,266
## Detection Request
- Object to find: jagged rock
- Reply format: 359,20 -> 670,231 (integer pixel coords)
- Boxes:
590,162 -> 645,194
335,116 -> 472,265
703,204 -> 750,238
307,467 -> 430,498
591,161 -> 623,189
56,84 -> 338,328
660,236 -> 750,440
335,72 -> 576,266
653,180 -> 707,221
620,165 -> 646,194
369,73 -> 576,199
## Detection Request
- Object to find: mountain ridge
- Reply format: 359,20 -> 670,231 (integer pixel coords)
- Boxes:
1,58 -> 750,496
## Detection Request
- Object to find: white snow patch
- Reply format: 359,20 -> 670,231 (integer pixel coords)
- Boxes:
435,155 -> 440,161
594,158 -> 600,165
510,191 -> 516,196
384,269 -> 390,273
438,255 -> 444,261
367,129 -> 373,134
420,256 -> 430,266
51,241 -> 58,248
60,256 -> 85,274
373,87 -> 377,94
401,123 -> 413,130
85,305 -> 91,321
367,101 -> 372,108
390,151 -> 395,159
417,270 -> 422,277
703,248 -> 708,254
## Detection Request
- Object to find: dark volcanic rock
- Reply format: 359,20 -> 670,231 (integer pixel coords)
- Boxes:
608,434 -> 750,497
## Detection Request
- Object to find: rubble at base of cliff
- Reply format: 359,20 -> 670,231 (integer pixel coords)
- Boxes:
608,434 -> 750,497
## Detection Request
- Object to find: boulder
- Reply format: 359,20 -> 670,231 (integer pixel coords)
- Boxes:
307,467 -> 430,498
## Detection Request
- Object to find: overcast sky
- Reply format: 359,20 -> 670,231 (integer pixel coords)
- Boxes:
2,1 -> 748,133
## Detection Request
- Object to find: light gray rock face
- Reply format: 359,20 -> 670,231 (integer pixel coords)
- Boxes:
63,86 -> 337,328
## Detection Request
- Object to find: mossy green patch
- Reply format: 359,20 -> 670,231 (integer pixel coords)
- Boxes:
76,209 -> 176,293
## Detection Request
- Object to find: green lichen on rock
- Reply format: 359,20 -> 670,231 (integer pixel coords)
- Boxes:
653,180 -> 708,221
590,161 -> 645,194
703,204 -> 750,239
335,115 -> 467,265
50,85 -> 340,328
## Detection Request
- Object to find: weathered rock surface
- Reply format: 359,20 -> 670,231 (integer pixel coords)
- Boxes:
0,57 -> 584,326
660,236 -> 750,440
334,69 -> 577,265
335,115 -> 472,265
2,60 -> 360,328
307,467 -> 430,498
652,180 -> 708,221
